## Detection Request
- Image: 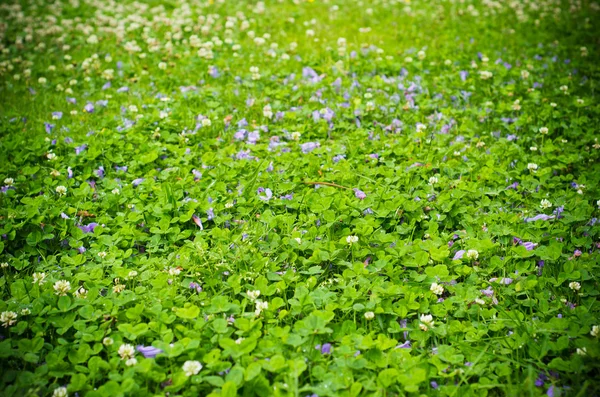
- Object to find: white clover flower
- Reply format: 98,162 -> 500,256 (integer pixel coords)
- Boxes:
168,267 -> 181,276
1,262 -> 8,268
364,311 -> 375,320
182,360 -> 203,377
55,185 -> 67,196
474,298 -> 485,305
159,111 -> 168,119
98,251 -> 107,258
21,308 -> 31,315
74,287 -> 87,299
263,104 -> 273,119
527,163 -> 538,172
52,386 -> 68,397
419,314 -> 434,331
53,280 -> 71,296
158,62 -> 167,70
112,188 -> 120,195
576,347 -> 587,356
291,131 -> 301,140
103,337 -> 114,346
0,311 -> 18,327
254,300 -> 268,316
521,70 -> 530,79
404,56 -> 413,63
430,282 -> 444,296
550,102 -> 557,107
50,169 -> 60,177
118,343 -> 135,360
346,235 -> 359,244
539,127 -> 549,134
125,358 -> 138,366
225,202 -> 234,209
559,85 -> 568,92
33,272 -> 47,285
597,200 -> 600,209
128,271 -> 138,278
87,34 -> 98,45
540,199 -> 552,210
113,284 -> 125,293
235,337 -> 245,344
4,177 -> 14,186
201,118 -> 212,127
591,325 -> 599,337
466,249 -> 479,260
128,105 -> 138,113
294,237 -> 302,244
569,281 -> 581,291
479,71 -> 493,80
247,290 -> 261,301
47,152 -> 57,160
417,50 -> 426,60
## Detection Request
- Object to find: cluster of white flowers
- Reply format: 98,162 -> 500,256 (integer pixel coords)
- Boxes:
254,300 -> 268,316
346,235 -> 359,244
182,360 -> 203,377
247,290 -> 261,301
53,280 -> 71,296
419,314 -> 434,331
466,249 -> 479,260
1,311 -> 18,327
430,282 -> 444,296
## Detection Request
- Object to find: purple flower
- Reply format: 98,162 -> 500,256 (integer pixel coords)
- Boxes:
506,182 -> 519,190
524,214 -> 555,222
136,345 -> 163,359
396,341 -> 411,349
117,86 -> 129,93
102,81 -> 111,90
115,165 -> 128,173
78,223 -> 98,234
84,103 -> 95,113
353,188 -> 366,200
280,193 -> 293,200
316,343 -> 332,354
94,166 -> 105,179
67,167 -> 73,178
52,112 -> 63,120
66,97 -> 76,104
453,250 -> 466,260
363,208 -> 373,215
44,122 -> 55,134
258,187 -> 273,202
301,142 -> 320,154
234,129 -> 247,140
60,213 -> 70,219
206,208 -> 215,221
547,385 -> 556,397
78,246 -> 86,254
481,287 -> 494,297
192,169 -> 202,181
553,206 -> 564,219
189,282 -> 202,293
332,154 -> 345,163
430,381 -> 439,389
132,178 -> 144,187
75,144 -> 87,155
